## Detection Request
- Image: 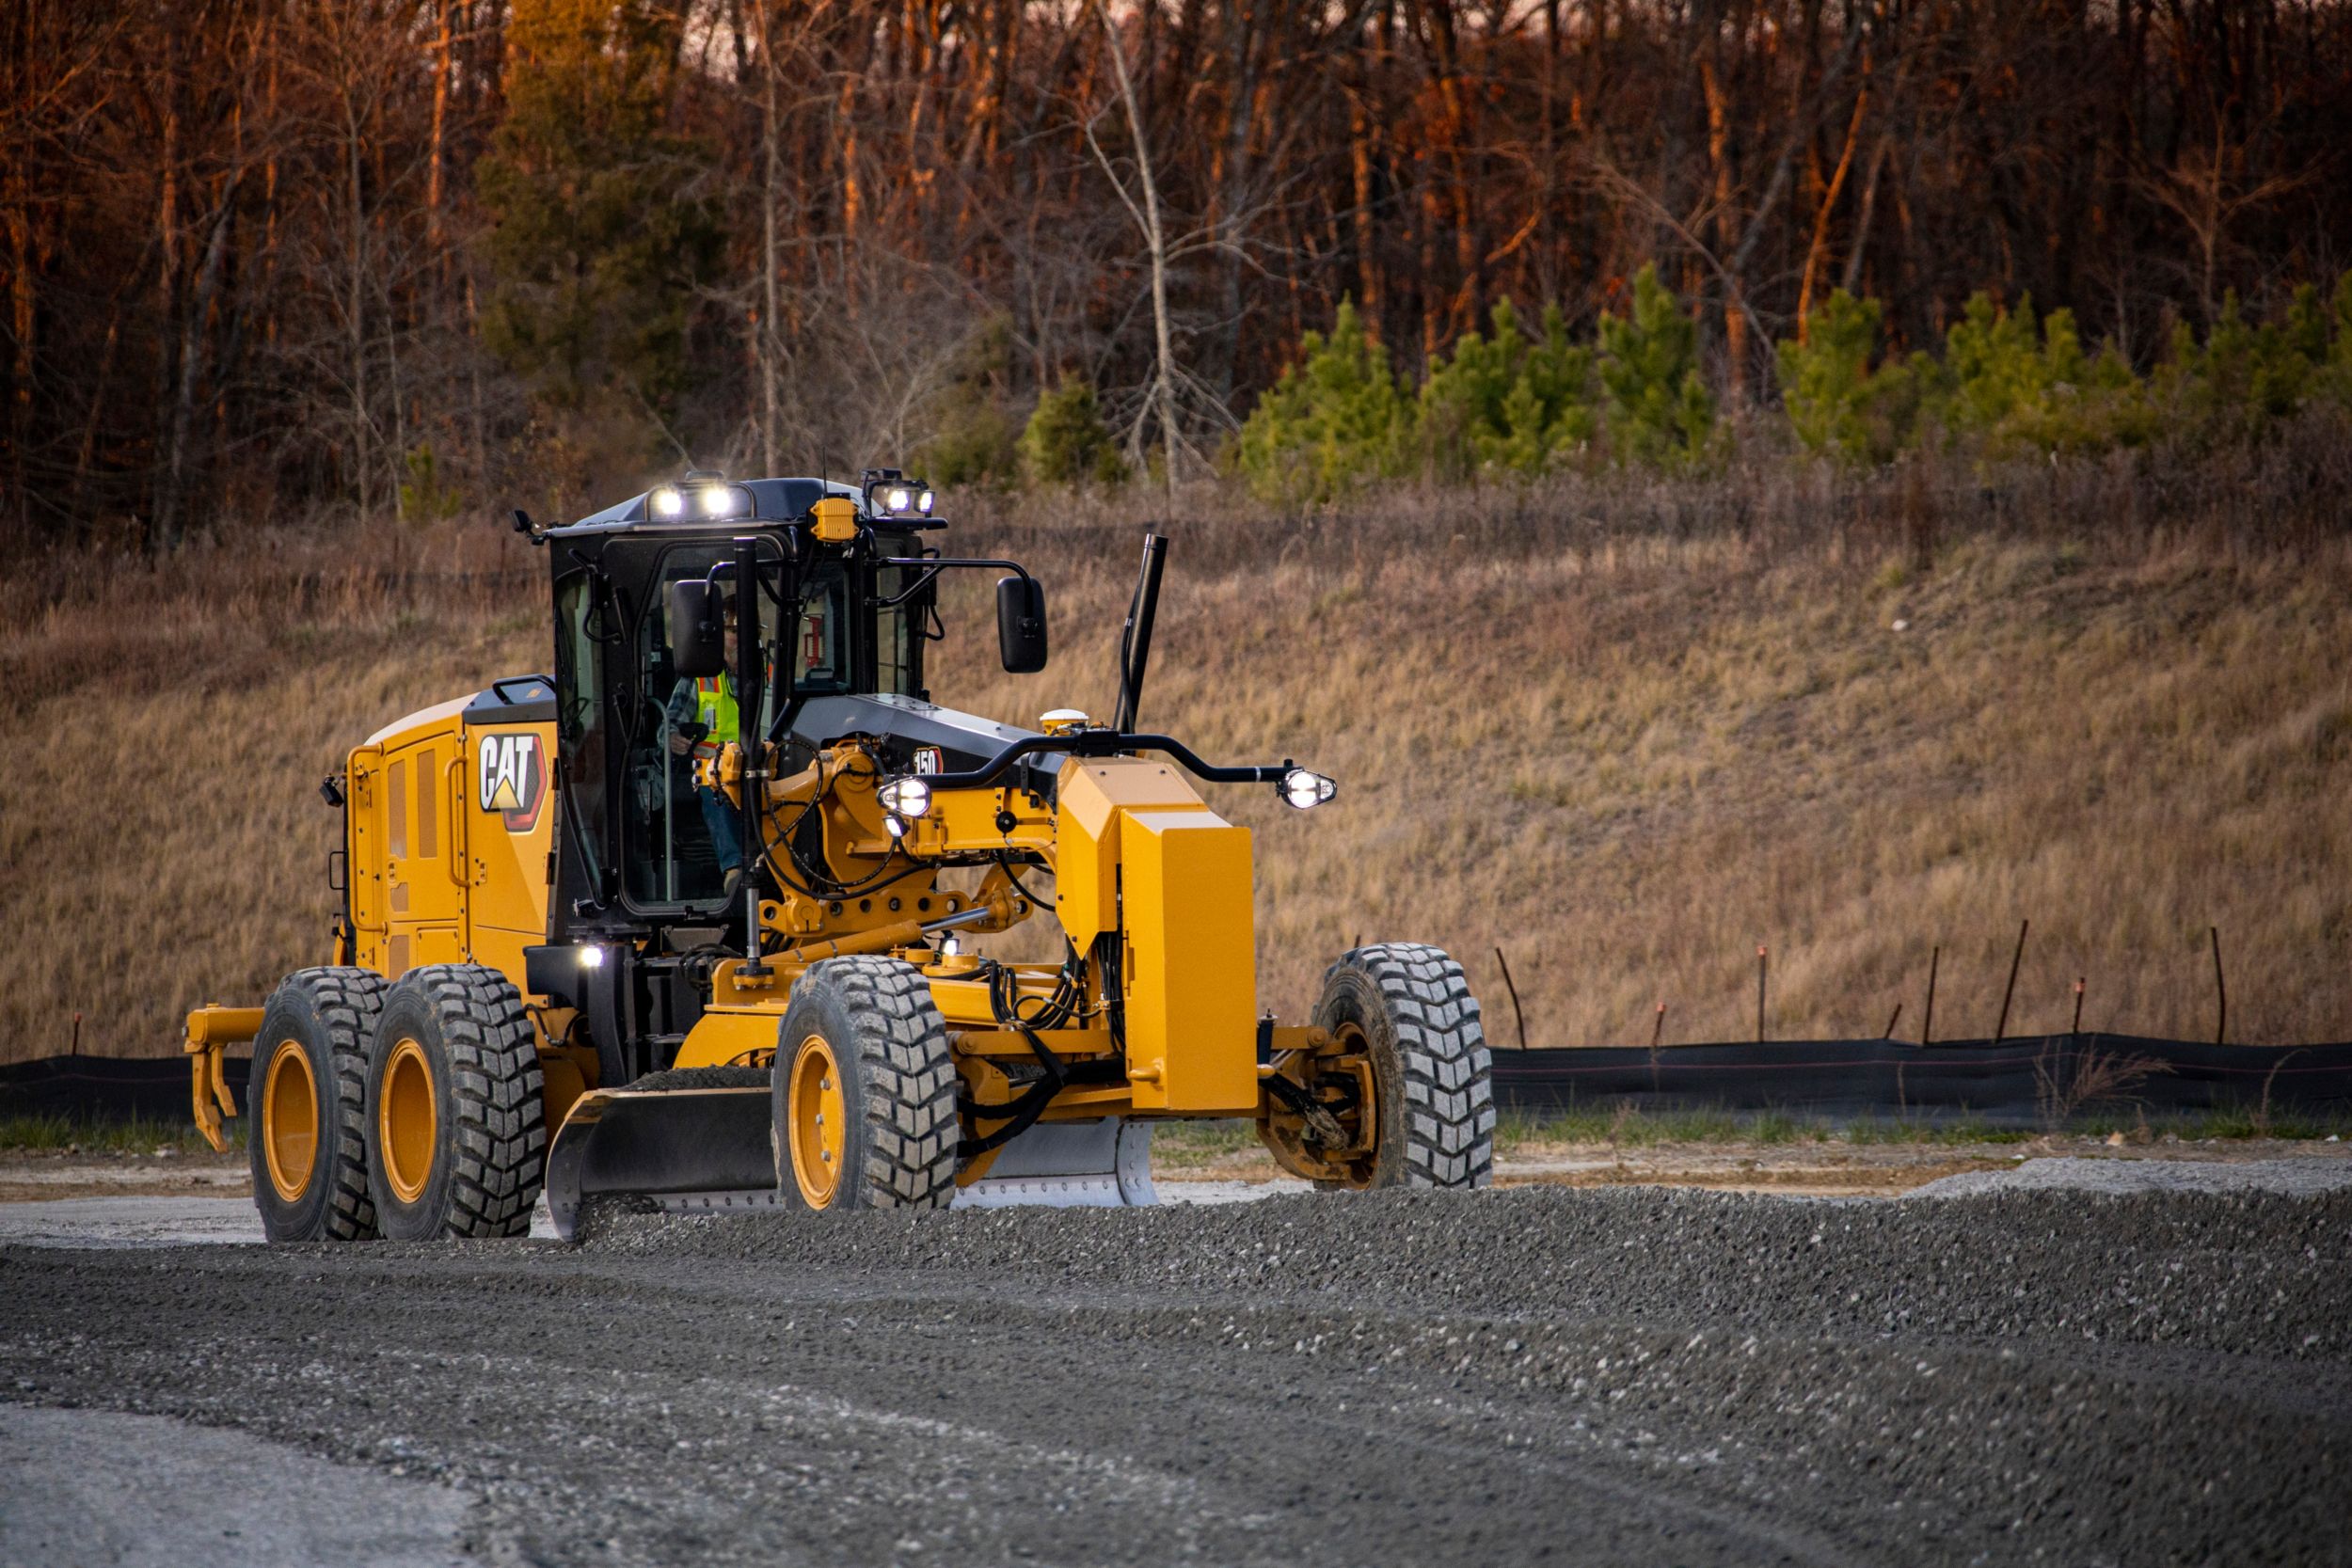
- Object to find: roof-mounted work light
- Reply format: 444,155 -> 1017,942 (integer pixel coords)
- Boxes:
650,470 -> 754,523
861,467 -> 935,520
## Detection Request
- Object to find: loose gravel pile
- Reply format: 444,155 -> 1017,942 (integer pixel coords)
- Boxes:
617,1066 -> 771,1092
584,1181 -> 2352,1360
3,1181 -> 2345,1566
1913,1153 -> 2352,1198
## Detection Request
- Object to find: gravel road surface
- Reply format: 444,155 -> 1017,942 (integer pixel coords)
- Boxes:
0,1402 -> 473,1567
2,1181 -> 2346,1566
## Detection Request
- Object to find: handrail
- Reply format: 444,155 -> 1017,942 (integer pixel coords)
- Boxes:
918,730 -> 1293,792
874,555 -> 1032,608
444,755 -> 470,889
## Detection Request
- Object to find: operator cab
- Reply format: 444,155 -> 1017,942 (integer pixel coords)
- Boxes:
533,472 -> 1049,968
535,473 -> 942,927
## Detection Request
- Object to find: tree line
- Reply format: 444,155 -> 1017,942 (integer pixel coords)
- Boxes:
1229,268 -> 2352,499
5,0 -> 2348,543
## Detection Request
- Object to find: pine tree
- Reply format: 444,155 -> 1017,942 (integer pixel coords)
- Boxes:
1020,376 -> 1128,486
1233,300 -> 1411,501
1597,266 -> 1715,468
476,0 -> 720,427
1776,291 -> 1916,467
1417,300 -> 1596,478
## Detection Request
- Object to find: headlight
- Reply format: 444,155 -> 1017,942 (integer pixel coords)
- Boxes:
878,776 -> 933,818
1279,768 -> 1337,811
579,944 -> 607,968
651,486 -> 684,518
696,483 -> 741,517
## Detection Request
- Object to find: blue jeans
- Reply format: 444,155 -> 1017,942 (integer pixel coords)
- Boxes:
699,787 -> 743,875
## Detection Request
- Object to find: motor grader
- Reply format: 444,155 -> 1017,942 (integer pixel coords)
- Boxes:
185,471 -> 1494,1242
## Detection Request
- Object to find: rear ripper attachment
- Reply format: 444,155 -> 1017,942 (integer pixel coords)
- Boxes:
182,473 -> 1494,1243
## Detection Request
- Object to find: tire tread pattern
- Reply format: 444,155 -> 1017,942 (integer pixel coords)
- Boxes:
803,957 -> 960,1208
393,963 -> 547,1238
273,966 -> 389,1241
1334,942 -> 1496,1189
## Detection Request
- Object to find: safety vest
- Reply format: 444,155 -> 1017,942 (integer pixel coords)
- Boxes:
692,674 -> 739,756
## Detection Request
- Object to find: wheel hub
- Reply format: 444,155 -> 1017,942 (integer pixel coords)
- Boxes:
787,1035 -> 847,1208
380,1037 -> 437,1204
1262,1022 -> 1378,1186
262,1041 -> 317,1204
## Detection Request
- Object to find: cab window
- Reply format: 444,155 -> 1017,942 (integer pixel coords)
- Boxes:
623,544 -> 780,907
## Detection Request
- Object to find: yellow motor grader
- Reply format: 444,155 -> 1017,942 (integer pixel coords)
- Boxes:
185,471 -> 1494,1242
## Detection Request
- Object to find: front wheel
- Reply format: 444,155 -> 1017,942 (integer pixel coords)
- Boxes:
1263,943 -> 1495,1190
772,957 -> 959,1211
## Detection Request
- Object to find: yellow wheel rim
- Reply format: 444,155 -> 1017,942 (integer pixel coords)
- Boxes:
1334,1020 -> 1377,1154
261,1042 -> 318,1205
379,1037 -> 437,1205
787,1034 -> 847,1208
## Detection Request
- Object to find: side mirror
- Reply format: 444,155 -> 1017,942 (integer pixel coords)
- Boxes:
996,577 -> 1048,673
668,580 -> 726,677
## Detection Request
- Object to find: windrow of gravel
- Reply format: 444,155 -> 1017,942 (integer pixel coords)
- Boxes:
581,1183 -> 2352,1360
614,1066 -> 771,1092
1913,1154 -> 2352,1197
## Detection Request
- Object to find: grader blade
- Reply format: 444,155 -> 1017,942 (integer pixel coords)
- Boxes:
548,1092 -> 1161,1239
952,1117 -> 1156,1209
544,1086 -> 778,1242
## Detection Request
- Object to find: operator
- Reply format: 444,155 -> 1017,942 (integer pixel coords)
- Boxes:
666,608 -> 750,886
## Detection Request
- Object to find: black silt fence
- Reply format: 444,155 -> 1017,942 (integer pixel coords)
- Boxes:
1493,1034 -> 2352,1128
0,1055 -> 250,1124
6,1035 -> 2352,1131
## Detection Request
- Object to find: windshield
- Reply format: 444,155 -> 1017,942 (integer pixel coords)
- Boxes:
555,534 -> 923,915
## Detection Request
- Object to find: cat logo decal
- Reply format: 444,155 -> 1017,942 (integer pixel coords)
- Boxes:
477,733 -> 548,832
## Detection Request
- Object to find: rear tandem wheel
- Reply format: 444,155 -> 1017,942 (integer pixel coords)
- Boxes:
247,967 -> 389,1243
362,964 -> 548,1241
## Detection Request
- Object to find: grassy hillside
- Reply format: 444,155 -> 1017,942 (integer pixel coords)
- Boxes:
5,455 -> 2348,1064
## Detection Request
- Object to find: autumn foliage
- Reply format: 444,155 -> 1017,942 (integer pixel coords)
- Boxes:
6,0 -> 2352,542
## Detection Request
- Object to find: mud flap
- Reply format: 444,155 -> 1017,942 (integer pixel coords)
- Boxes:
953,1118 -> 1156,1209
544,1087 -> 777,1242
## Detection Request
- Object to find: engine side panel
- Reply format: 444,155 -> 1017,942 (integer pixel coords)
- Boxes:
343,686 -> 556,994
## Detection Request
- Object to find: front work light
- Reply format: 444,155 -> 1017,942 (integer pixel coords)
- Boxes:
878,776 -> 933,819
1279,768 -> 1338,811
862,467 -> 935,519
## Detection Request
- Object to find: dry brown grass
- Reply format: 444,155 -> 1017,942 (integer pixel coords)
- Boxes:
5,445 -> 2349,1063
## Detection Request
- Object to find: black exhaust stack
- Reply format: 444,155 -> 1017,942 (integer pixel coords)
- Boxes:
1113,532 -> 1168,734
